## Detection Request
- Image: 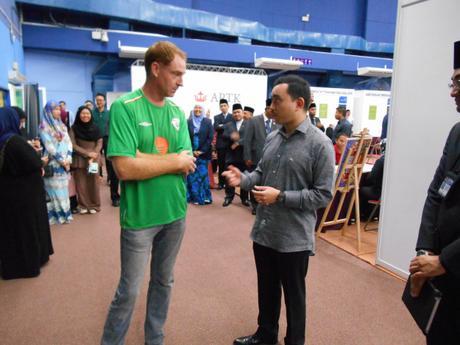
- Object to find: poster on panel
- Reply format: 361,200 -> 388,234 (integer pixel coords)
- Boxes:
131,65 -> 268,121
310,87 -> 355,129
353,90 -> 390,137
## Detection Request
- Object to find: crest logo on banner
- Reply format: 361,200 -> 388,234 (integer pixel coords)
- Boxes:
194,92 -> 207,102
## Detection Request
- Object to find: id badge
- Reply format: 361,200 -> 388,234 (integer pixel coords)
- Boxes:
438,172 -> 457,198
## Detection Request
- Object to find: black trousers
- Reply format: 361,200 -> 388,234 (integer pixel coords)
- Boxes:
224,161 -> 248,202
103,136 -> 120,201
359,186 -> 380,220
426,276 -> 460,345
217,148 -> 227,187
253,242 -> 310,345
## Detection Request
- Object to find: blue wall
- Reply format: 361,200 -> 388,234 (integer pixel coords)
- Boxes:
365,0 -> 397,43
0,0 -> 24,90
156,0 -> 396,42
113,71 -> 131,92
18,0 -> 396,52
24,49 -> 103,113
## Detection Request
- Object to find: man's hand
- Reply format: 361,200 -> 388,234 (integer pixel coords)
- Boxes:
41,156 -> 49,166
230,131 -> 240,142
193,151 -> 202,157
177,150 -> 196,175
231,143 -> 239,150
222,165 -> 241,187
409,255 -> 446,278
252,186 -> 280,205
245,160 -> 253,168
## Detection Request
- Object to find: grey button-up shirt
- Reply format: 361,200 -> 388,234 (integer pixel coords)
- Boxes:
240,118 -> 335,253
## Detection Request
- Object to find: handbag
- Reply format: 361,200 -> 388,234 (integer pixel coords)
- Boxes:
402,277 -> 442,335
88,161 -> 99,174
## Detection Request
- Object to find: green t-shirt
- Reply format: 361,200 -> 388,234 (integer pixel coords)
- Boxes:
107,89 -> 192,230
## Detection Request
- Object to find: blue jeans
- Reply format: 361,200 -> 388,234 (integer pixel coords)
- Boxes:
101,218 -> 186,345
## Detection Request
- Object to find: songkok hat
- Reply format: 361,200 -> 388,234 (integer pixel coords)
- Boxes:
244,106 -> 254,113
454,41 -> 460,69
232,103 -> 242,111
219,99 -> 228,105
265,98 -> 272,107
309,103 -> 316,109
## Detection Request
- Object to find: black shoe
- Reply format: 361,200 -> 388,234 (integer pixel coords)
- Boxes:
241,199 -> 250,207
112,199 -> 120,207
233,334 -> 277,345
222,198 -> 232,207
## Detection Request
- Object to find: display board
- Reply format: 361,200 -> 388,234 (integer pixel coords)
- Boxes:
376,0 -> 460,277
353,90 -> 390,137
131,65 -> 268,120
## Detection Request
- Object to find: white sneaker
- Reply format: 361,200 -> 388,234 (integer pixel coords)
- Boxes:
80,208 -> 88,215
89,209 -> 97,214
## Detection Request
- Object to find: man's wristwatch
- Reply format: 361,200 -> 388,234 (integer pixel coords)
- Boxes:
277,191 -> 286,204
416,250 -> 430,256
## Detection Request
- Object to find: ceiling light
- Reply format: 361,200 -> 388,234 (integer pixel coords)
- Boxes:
118,43 -> 148,59
254,57 -> 303,70
357,66 -> 392,77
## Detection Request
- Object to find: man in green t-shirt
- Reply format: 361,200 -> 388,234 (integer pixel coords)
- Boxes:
101,41 -> 196,345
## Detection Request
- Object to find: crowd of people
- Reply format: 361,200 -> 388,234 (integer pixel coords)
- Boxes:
0,92 -> 119,279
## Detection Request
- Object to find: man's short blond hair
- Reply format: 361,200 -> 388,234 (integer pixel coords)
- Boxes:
144,41 -> 187,77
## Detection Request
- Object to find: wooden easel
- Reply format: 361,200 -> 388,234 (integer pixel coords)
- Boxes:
317,132 -> 373,252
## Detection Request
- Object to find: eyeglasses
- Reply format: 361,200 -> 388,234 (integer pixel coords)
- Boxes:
448,78 -> 460,90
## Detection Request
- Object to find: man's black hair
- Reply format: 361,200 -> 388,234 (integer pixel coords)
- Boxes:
273,75 -> 311,111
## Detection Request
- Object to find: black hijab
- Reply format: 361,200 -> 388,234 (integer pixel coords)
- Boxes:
72,106 -> 102,141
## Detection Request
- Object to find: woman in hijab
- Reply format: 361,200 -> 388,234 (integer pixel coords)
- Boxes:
39,100 -> 73,225
69,105 -> 103,214
186,104 -> 214,205
0,107 -> 53,279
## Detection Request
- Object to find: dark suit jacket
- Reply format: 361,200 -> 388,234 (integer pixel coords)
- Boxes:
309,116 -> 325,132
223,119 -> 247,165
213,112 -> 232,149
361,155 -> 385,197
417,122 -> 460,279
243,115 -> 278,166
187,117 -> 214,161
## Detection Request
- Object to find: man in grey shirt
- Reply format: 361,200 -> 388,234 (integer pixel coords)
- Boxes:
224,75 -> 335,345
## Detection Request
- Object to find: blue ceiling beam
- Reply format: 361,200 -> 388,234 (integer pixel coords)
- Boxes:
22,24 -> 393,74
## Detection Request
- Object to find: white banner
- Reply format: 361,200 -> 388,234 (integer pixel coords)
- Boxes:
131,66 -> 268,120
